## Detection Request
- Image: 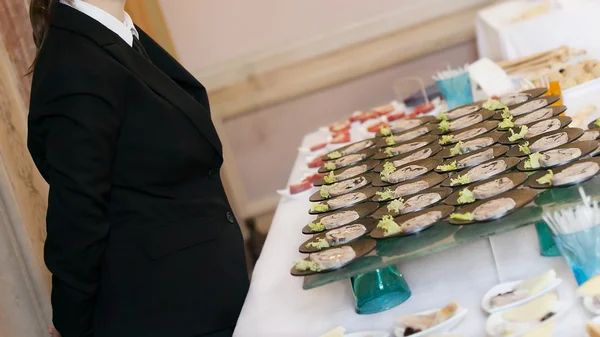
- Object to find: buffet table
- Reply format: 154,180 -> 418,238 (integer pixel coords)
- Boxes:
233,127 -> 592,336
476,0 -> 600,61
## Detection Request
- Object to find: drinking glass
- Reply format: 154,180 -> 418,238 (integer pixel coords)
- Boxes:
351,265 -> 411,314
553,224 -> 600,285
436,72 -> 473,110
535,221 -> 560,257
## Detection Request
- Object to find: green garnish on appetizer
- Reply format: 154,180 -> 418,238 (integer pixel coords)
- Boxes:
438,120 -> 450,133
499,115 -> 514,129
524,153 -> 543,169
450,174 -> 472,186
536,170 -> 554,185
376,188 -> 395,201
294,259 -> 322,272
450,212 -> 474,221
437,112 -> 448,121
436,161 -> 457,172
449,141 -> 464,156
595,118 -> 600,128
519,141 -> 531,155
328,151 -> 342,160
457,188 -> 475,204
508,126 -> 528,142
385,136 -> 396,146
387,198 -> 405,214
500,108 -> 511,120
305,238 -> 330,249
308,222 -> 325,232
482,98 -> 507,111
439,134 -> 455,145
319,185 -> 332,199
324,162 -> 337,171
380,162 -> 397,181
377,215 -> 402,236
311,203 -> 330,213
323,171 -> 336,184
384,147 -> 394,158
380,125 -> 392,136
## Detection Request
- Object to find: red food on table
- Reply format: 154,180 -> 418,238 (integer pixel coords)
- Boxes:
367,122 -> 389,133
372,104 -> 395,116
352,111 -> 379,123
307,156 -> 324,168
289,180 -> 312,194
310,142 -> 327,152
387,111 -> 406,122
303,173 -> 325,183
413,102 -> 435,115
329,120 -> 351,133
331,132 -> 351,144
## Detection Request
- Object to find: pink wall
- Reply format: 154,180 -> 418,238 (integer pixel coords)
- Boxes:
160,0 -> 416,70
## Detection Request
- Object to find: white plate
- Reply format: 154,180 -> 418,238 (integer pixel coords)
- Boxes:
345,331 -> 390,337
485,300 -> 570,337
394,307 -> 467,337
481,278 -> 562,314
276,186 -> 316,200
583,296 -> 600,315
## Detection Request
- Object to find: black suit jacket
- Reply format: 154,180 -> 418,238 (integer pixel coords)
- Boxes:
28,5 -> 249,337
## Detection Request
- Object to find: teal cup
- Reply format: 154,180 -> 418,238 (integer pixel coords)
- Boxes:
351,265 -> 411,314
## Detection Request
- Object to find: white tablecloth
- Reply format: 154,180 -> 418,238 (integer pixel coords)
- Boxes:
476,0 -> 600,61
233,127 -> 591,337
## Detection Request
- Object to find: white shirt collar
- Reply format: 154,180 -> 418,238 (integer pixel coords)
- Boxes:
59,0 -> 139,46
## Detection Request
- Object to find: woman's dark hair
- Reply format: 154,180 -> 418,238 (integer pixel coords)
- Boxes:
29,0 -> 71,71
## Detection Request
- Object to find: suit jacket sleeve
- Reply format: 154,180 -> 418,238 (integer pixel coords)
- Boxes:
34,92 -> 121,336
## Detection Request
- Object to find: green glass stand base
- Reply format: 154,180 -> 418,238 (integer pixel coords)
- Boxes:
351,265 -> 411,315
535,221 -> 560,257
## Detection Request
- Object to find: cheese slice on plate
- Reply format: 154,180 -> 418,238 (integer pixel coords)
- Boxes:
587,322 -> 600,337
577,274 -> 600,297
521,320 -> 555,337
515,269 -> 556,295
320,326 -> 345,337
503,292 -> 558,322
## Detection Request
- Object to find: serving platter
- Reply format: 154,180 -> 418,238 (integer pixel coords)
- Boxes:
432,109 -> 496,135
290,238 -> 377,276
481,277 -> 563,314
375,124 -> 437,148
318,147 -> 377,173
309,174 -> 374,202
313,160 -> 380,186
505,128 -> 584,157
309,186 -> 381,214
369,205 -> 455,239
438,120 -> 500,145
302,202 -> 380,234
370,187 -> 453,219
371,172 -> 448,202
527,157 -> 600,189
449,189 -> 538,225
516,140 -> 598,172
321,138 -> 378,161
372,157 -> 443,187
376,116 -> 436,137
373,135 -> 438,160
493,95 -> 561,119
434,145 -> 509,173
441,157 -> 520,187
444,172 -> 528,206
499,116 -> 572,145
438,132 -> 503,158
374,144 -> 442,172
299,218 -> 378,253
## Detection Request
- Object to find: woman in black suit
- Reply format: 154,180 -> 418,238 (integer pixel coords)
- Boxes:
27,1 -> 249,336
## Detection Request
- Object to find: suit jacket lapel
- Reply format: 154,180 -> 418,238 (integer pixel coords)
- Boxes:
50,5 -> 223,156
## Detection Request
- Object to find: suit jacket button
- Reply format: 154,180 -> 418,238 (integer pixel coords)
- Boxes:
208,168 -> 219,180
226,212 -> 235,223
